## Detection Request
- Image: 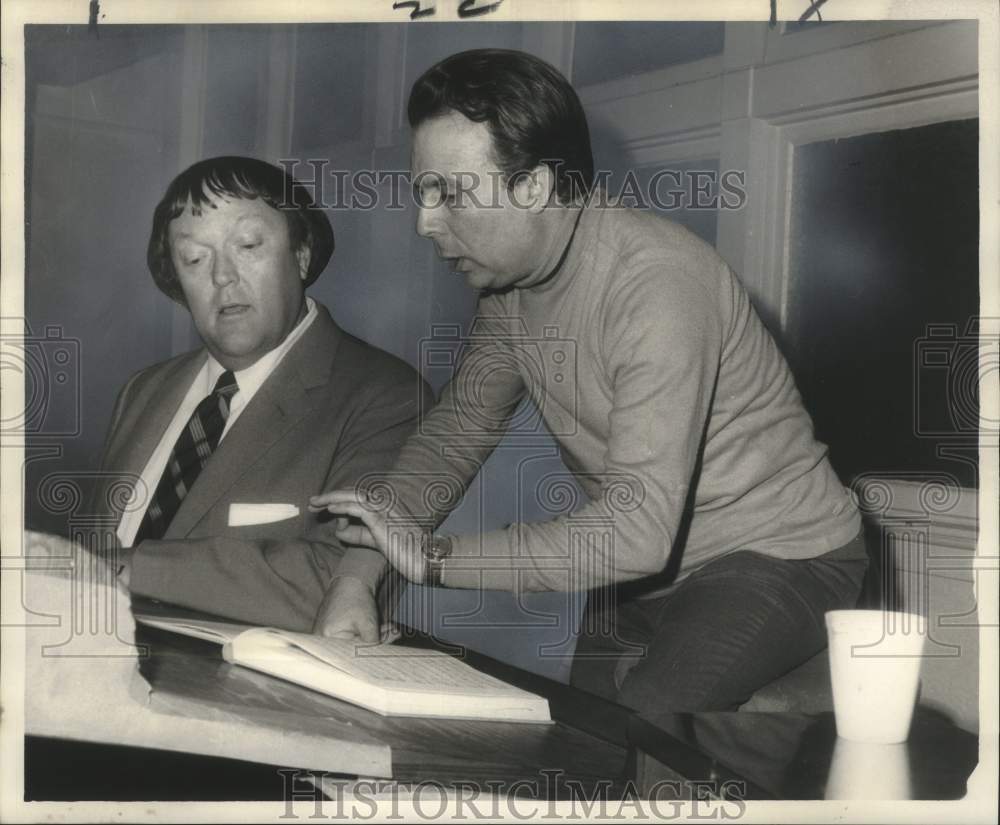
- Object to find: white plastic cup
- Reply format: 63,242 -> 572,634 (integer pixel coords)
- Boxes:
825,739 -> 912,800
825,609 -> 927,744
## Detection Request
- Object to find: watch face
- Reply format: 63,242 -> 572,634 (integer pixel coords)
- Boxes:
422,535 -> 450,588
426,534 -> 453,561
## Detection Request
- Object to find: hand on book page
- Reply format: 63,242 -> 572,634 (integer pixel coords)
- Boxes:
313,574 -> 380,642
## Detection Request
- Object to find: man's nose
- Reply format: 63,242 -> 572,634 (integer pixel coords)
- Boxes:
211,253 -> 239,288
416,205 -> 442,239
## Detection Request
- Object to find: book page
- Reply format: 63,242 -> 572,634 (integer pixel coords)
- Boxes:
242,630 -> 524,695
134,613 -> 253,646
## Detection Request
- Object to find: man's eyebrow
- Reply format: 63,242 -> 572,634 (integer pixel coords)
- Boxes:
235,212 -> 267,223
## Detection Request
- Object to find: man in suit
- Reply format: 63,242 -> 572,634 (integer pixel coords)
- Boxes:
77,156 -> 427,635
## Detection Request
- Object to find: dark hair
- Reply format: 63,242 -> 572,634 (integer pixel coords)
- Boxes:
408,49 -> 594,203
147,156 -> 334,304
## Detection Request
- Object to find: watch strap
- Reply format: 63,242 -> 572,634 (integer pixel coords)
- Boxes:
421,532 -> 453,587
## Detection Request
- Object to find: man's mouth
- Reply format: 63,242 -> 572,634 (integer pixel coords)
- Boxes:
218,303 -> 250,317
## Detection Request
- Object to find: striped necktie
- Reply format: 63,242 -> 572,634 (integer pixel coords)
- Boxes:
134,370 -> 239,544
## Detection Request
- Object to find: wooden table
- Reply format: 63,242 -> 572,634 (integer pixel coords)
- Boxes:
26,605 -> 636,801
24,599 -> 980,804
627,706 -> 980,800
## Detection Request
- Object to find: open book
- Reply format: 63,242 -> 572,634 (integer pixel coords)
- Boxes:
134,611 -> 551,724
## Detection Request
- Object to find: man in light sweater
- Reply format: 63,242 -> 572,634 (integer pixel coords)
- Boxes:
312,49 -> 868,712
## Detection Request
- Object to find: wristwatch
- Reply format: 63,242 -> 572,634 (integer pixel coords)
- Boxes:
421,532 -> 453,587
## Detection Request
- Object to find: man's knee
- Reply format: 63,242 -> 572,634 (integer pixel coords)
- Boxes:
616,653 -> 758,714
614,659 -> 680,713
568,650 -> 620,703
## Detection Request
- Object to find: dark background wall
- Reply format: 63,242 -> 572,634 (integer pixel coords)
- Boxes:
784,119 -> 980,488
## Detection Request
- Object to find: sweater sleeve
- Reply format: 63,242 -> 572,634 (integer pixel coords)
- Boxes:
384,300 -> 528,525
440,264 -> 724,592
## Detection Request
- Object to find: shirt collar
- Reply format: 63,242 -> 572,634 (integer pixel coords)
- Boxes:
204,296 -> 318,396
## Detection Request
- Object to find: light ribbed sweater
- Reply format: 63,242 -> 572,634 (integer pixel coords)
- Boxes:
389,202 -> 860,594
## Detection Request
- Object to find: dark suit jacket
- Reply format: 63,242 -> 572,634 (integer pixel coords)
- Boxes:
92,302 -> 430,631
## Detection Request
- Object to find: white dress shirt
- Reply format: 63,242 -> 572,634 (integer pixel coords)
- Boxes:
117,297 -> 318,547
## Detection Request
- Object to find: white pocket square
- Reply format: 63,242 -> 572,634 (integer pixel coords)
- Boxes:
228,503 -> 300,527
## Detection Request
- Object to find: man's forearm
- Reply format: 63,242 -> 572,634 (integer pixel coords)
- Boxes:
330,546 -> 388,594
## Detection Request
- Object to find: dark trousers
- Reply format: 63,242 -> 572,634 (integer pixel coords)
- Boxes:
569,531 -> 869,713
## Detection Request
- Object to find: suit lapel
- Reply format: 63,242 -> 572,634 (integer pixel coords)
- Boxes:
90,351 -> 204,523
164,305 -> 343,538
103,353 -> 206,482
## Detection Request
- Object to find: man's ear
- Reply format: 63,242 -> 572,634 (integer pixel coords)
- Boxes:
517,165 -> 557,215
296,246 -> 311,281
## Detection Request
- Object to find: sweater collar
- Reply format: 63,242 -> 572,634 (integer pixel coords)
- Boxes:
519,192 -> 603,296
513,201 -> 586,294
